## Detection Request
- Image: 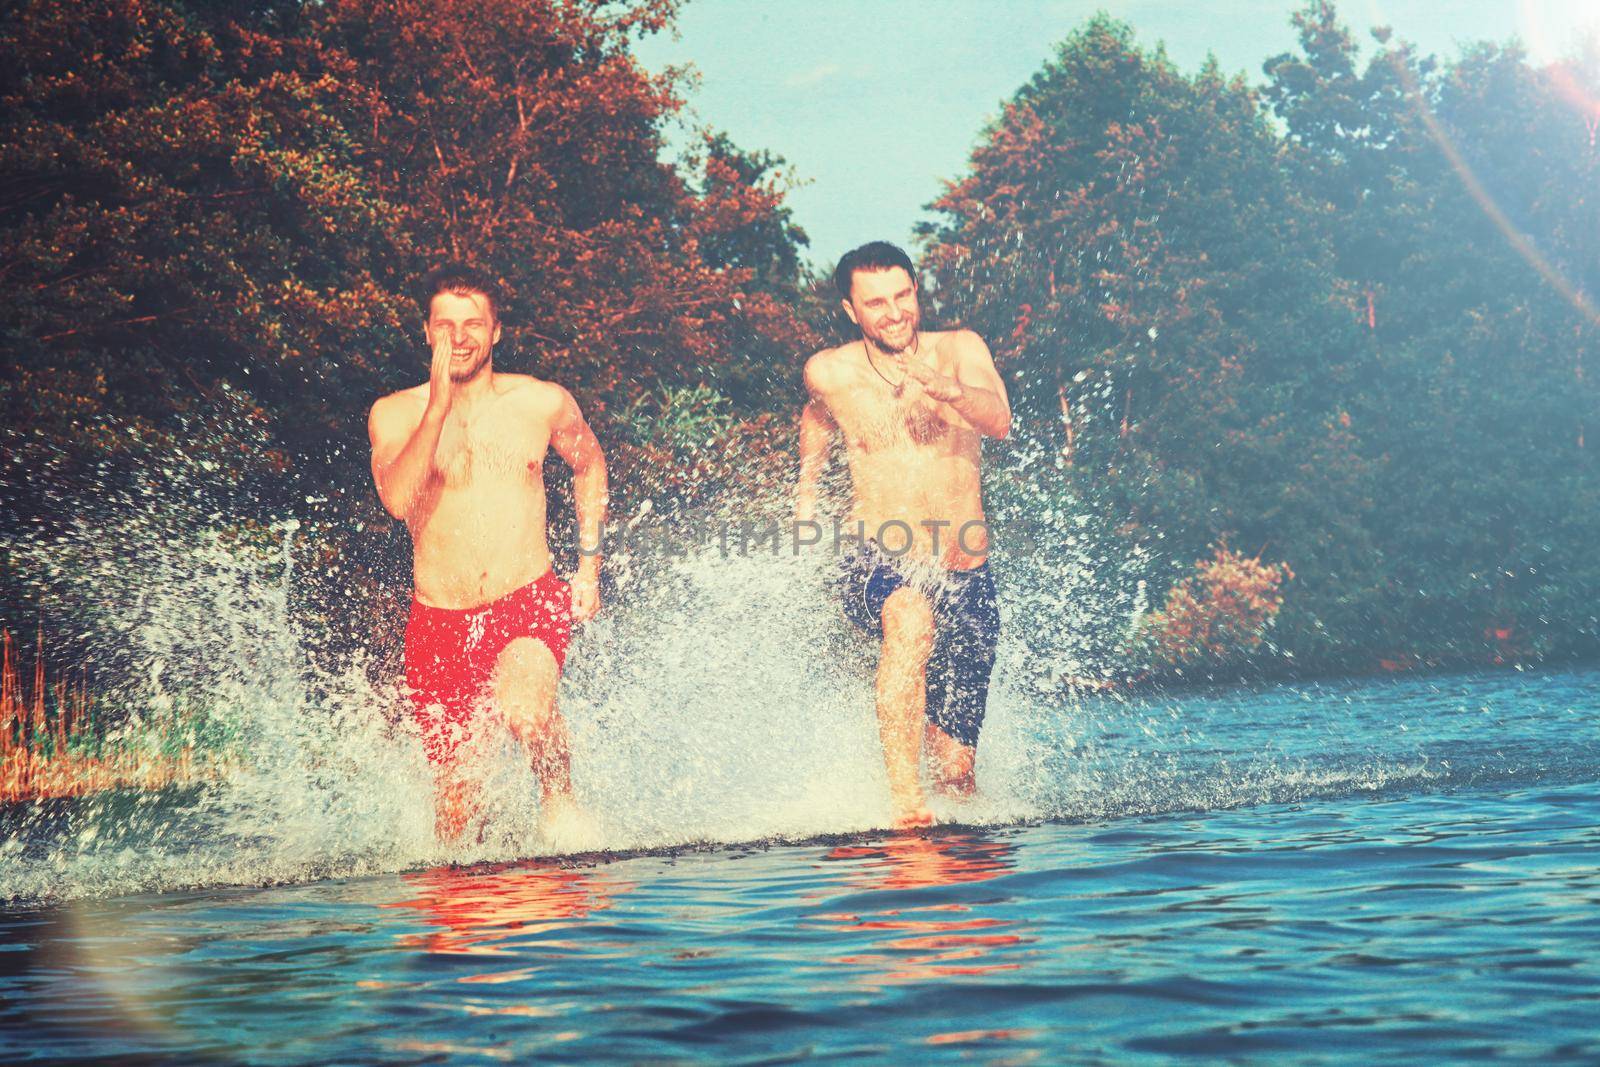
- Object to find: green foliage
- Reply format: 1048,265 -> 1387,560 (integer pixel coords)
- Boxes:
923,5 -> 1599,674
1263,2 -> 1600,665
620,383 -> 736,456
0,0 -> 812,492
923,14 -> 1372,669
684,132 -> 819,412
3,0 -> 1595,685
0,0 -> 815,653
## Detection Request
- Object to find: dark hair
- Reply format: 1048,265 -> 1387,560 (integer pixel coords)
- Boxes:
420,263 -> 502,320
833,241 -> 917,301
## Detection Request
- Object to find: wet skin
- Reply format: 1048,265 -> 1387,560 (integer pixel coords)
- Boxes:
369,290 -> 607,843
796,267 -> 1011,827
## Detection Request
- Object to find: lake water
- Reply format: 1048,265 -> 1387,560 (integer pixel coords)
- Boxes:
2,665 -> 1597,1063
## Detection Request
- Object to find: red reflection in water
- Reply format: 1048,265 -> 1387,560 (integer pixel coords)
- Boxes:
926,1027 -> 1043,1046
387,860 -> 627,958
813,833 -> 1031,985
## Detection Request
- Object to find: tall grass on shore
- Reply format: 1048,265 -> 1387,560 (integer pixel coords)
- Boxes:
0,628 -> 203,803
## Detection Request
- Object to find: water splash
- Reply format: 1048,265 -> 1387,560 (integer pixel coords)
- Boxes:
3,437 -> 1597,906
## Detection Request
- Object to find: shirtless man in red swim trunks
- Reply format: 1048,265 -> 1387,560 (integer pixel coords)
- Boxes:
369,265 -> 607,844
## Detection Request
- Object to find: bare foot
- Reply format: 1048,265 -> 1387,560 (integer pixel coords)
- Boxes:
894,805 -> 936,829
891,785 -> 936,829
539,793 -> 603,853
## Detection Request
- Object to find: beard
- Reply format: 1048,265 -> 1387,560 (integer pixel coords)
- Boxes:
864,313 -> 920,355
448,348 -> 492,382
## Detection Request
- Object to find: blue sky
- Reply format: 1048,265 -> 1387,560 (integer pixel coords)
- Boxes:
633,1 -> 1600,268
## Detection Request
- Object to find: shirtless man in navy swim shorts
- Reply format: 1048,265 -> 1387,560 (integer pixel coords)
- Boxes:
369,264 -> 607,845
795,241 -> 1012,827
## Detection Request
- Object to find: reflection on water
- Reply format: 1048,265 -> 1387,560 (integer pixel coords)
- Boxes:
826,832 -> 1015,891
387,860 -> 629,957
812,833 -> 1033,985
3,786 -> 1600,1063
1,666 -> 1597,1062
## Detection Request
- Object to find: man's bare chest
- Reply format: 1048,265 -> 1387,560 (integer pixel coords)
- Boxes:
832,386 -> 955,454
435,418 -> 549,489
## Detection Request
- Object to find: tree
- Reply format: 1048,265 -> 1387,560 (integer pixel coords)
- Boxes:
922,15 -> 1373,674
0,0 -> 815,668
1265,2 -> 1600,663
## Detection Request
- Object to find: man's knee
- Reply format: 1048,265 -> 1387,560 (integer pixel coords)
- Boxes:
880,588 -> 935,659
493,638 -> 559,728
925,720 -> 975,761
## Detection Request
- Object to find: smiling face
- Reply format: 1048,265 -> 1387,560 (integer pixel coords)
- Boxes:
842,266 -> 921,355
425,289 -> 502,382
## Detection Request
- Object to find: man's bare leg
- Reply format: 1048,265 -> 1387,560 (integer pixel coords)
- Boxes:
924,723 -> 976,798
432,771 -> 483,842
878,588 -> 936,827
492,638 -> 594,849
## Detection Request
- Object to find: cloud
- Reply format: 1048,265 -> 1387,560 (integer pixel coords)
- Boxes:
786,62 -> 842,88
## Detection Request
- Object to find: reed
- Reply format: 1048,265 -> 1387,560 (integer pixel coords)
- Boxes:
0,627 -> 205,803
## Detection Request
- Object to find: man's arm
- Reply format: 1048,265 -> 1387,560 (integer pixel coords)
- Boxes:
904,331 -> 1011,439
369,333 -> 457,520
369,396 -> 445,520
549,386 -> 608,621
796,355 -> 836,523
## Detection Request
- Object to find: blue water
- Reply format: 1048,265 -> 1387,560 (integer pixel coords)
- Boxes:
3,666 -> 1598,1062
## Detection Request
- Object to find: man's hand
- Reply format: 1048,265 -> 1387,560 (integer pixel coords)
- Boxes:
570,564 -> 601,623
426,331 -> 456,417
369,334 -> 458,521
898,355 -> 964,403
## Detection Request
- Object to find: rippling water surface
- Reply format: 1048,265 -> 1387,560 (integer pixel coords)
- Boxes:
3,666 -> 1599,1063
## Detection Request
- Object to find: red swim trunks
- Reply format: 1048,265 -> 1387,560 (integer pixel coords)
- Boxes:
403,570 -> 572,765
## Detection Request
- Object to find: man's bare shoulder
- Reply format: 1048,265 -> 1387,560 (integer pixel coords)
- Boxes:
804,343 -> 858,394
369,384 -> 428,442
494,373 -> 571,419
929,328 -> 989,356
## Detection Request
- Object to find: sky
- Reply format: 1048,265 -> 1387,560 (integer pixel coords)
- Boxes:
633,0 -> 1600,268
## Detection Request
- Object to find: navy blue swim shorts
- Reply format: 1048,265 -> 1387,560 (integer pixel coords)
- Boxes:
837,540 -> 1001,748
